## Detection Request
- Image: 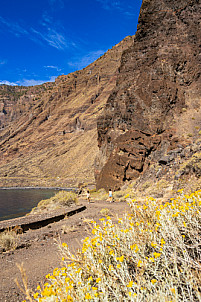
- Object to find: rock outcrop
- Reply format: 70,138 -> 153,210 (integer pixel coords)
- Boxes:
96,0 -> 201,190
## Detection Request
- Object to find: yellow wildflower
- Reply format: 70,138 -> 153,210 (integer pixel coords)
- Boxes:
161,238 -> 166,246
134,245 -> 139,252
119,255 -> 124,262
33,293 -> 39,299
153,252 -> 161,258
172,212 -> 179,217
65,277 -> 70,282
170,288 -> 176,294
85,293 -> 92,299
127,281 -> 133,288
151,242 -> 157,248
130,244 -> 134,250
96,278 -> 101,283
109,264 -> 113,271
62,243 -> 68,248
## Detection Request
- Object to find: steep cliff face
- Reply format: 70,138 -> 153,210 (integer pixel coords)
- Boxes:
96,0 -> 201,190
0,83 -> 54,130
0,37 -> 133,187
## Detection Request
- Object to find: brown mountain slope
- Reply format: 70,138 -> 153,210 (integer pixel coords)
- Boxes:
0,83 -> 54,130
0,36 -> 133,188
96,0 -> 201,190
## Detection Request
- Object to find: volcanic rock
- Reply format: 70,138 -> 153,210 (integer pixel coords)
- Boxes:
95,0 -> 201,190
0,37 -> 133,187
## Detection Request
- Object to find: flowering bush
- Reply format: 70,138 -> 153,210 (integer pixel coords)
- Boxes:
26,190 -> 201,301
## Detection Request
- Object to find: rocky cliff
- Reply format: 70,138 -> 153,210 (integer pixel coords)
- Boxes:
0,37 -> 133,187
1,0 -> 200,191
95,0 -> 201,190
0,83 -> 55,129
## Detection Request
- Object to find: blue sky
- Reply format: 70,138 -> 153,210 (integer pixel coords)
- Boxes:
0,0 -> 142,86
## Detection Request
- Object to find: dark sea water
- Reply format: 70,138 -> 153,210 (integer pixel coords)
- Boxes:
0,188 -> 58,221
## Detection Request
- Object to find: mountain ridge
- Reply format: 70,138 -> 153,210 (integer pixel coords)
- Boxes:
0,36 -> 133,188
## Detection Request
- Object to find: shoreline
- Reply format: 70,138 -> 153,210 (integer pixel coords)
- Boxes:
0,187 -> 78,223
0,204 -> 87,233
0,186 -> 78,191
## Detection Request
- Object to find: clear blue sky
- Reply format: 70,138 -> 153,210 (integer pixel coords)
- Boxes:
0,0 -> 142,86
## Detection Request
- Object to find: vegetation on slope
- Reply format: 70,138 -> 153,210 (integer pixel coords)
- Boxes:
22,189 -> 201,301
30,191 -> 78,214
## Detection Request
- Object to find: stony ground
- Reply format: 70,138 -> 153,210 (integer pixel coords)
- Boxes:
0,199 -> 129,302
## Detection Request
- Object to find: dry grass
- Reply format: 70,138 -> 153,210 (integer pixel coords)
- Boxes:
90,188 -> 108,201
61,225 -> 78,234
30,191 -> 78,214
100,208 -> 110,216
0,229 -> 18,251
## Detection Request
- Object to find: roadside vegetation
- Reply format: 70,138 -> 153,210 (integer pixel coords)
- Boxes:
0,229 -> 18,252
21,189 -> 201,301
29,191 -> 78,214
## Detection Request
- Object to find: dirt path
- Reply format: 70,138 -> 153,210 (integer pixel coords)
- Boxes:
0,200 -> 130,302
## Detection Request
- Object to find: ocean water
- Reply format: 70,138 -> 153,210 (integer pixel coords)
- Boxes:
0,188 -> 58,221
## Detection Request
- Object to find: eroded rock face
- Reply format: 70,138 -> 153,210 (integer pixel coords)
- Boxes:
0,37 -> 133,187
95,130 -> 161,190
0,84 -> 54,130
96,0 -> 201,190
